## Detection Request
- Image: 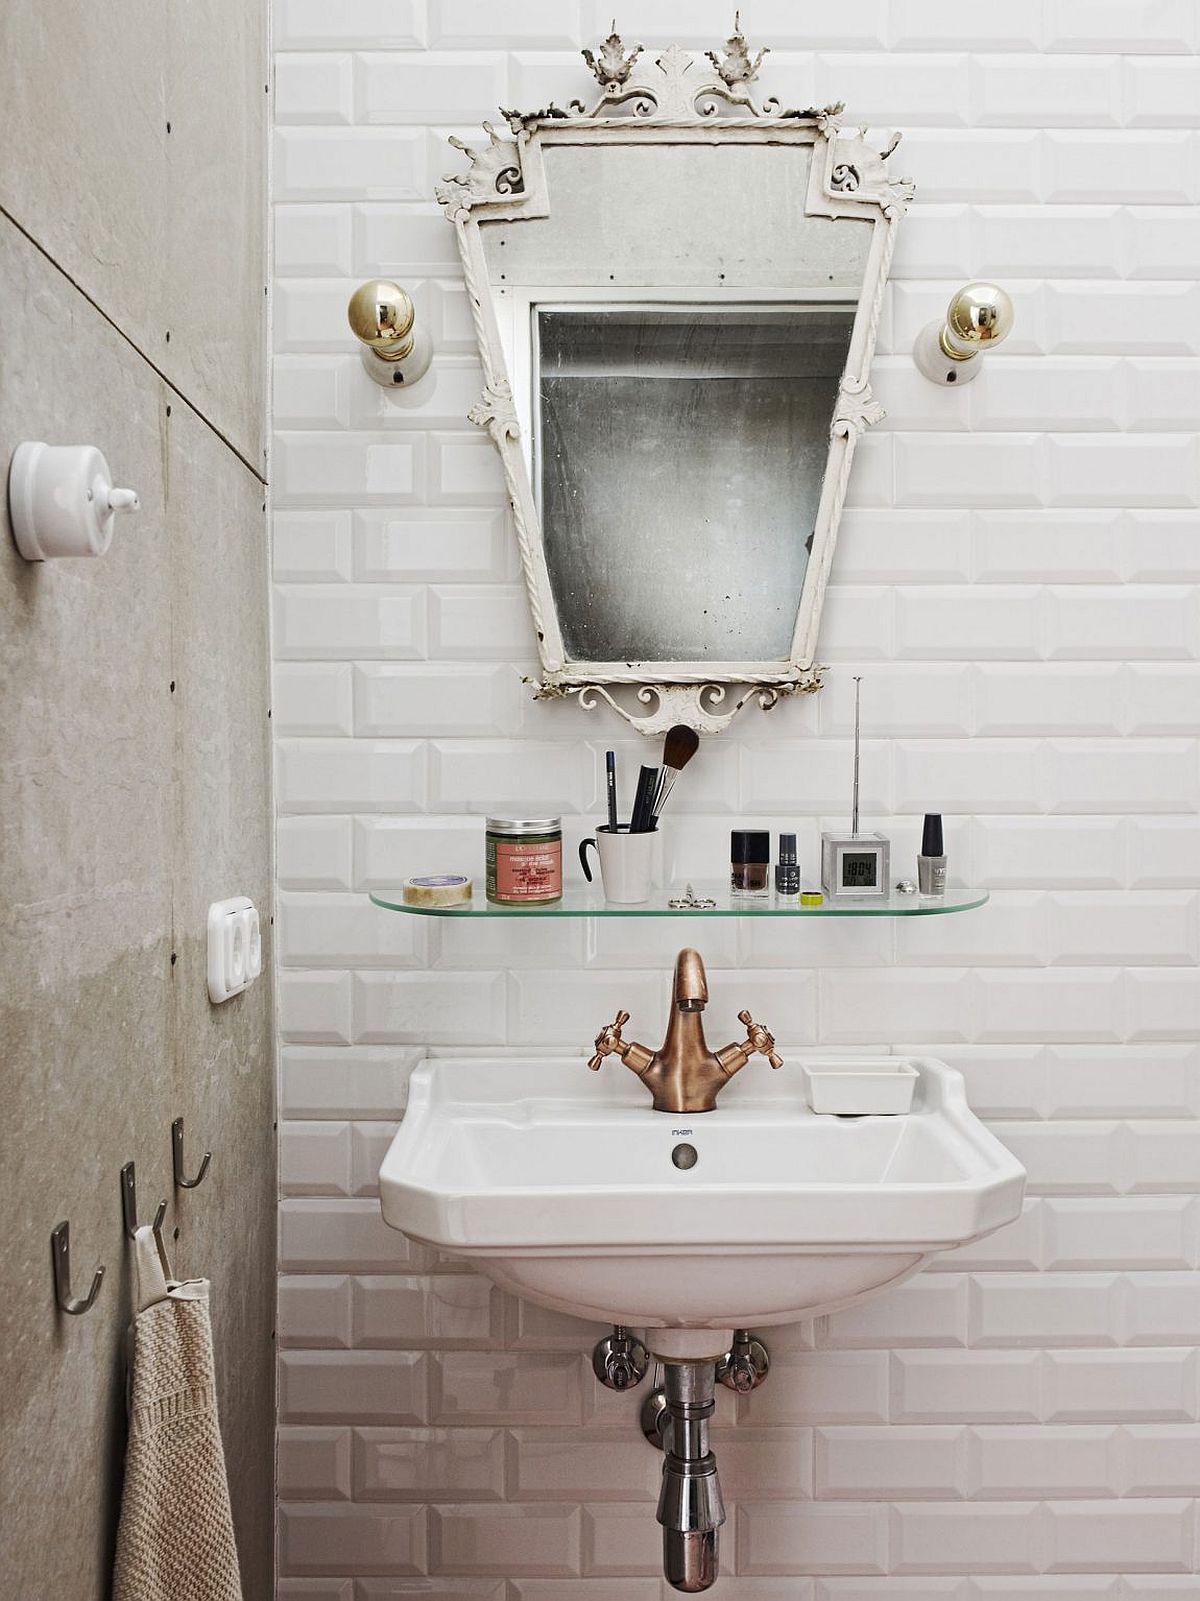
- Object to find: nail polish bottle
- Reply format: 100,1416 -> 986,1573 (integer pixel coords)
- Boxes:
918,813 -> 946,896
731,830 -> 770,899
775,832 -> 800,899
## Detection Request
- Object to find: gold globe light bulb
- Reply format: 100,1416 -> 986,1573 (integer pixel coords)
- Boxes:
347,280 -> 416,360
941,282 -> 1015,359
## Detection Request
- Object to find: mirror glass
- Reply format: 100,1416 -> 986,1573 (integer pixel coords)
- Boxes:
534,303 -> 856,662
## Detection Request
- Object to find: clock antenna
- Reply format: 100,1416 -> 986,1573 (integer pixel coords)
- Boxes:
851,676 -> 862,836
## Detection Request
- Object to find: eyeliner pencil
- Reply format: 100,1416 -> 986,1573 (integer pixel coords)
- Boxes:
605,750 -> 619,832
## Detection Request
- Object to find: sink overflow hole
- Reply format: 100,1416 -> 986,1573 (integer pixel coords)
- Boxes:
671,1143 -> 698,1170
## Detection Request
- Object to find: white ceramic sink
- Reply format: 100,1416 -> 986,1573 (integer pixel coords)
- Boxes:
380,1054 -> 1024,1358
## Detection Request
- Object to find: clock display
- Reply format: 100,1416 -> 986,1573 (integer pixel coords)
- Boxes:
841,851 -> 879,887
820,830 -> 890,899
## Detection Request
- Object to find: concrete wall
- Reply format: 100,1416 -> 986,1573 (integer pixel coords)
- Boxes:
0,2 -> 273,1595
270,3 -> 1200,1596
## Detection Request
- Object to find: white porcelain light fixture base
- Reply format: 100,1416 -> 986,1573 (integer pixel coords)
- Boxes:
359,324 -> 433,389
206,896 -> 262,1004
7,441 -> 140,560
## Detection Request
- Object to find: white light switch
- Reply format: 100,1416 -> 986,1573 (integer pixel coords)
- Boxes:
207,896 -> 262,1004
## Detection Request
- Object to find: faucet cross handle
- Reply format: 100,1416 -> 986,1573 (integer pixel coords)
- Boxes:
588,1009 -> 631,1071
737,1010 -> 783,1070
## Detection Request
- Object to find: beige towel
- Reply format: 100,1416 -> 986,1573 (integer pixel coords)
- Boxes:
113,1225 -> 243,1601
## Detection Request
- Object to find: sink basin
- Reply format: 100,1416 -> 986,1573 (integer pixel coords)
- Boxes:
380,1054 -> 1024,1357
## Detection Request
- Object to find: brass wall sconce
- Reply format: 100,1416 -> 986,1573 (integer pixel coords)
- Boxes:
347,279 -> 433,388
913,281 -> 1015,386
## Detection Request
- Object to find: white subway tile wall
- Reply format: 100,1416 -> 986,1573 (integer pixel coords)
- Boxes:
271,3 -> 1200,1591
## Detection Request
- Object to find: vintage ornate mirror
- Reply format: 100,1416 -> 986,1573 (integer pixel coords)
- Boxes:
436,21 -> 913,734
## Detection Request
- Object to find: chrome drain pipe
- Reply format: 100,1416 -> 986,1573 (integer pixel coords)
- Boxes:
657,1360 -> 725,1592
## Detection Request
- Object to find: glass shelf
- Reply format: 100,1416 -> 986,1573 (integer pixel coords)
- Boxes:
370,883 -> 989,919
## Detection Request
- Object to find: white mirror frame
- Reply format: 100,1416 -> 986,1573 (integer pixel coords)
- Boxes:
435,25 -> 914,736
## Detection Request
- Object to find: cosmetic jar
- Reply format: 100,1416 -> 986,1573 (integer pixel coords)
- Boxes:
486,816 -> 563,905
731,829 -> 770,898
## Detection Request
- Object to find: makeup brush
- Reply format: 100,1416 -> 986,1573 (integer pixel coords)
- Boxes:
652,724 -> 700,820
605,750 -> 619,833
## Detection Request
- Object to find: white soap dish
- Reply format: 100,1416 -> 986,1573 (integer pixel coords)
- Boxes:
801,1058 -> 918,1116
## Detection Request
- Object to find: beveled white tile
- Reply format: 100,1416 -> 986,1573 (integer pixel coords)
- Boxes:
279,1276 -> 354,1347
891,1350 -> 1041,1424
888,1500 -> 1040,1574
820,1274 -> 969,1349
274,663 -> 355,736
969,1423 -> 1117,1500
737,1501 -> 888,1576
280,1198 -> 425,1273
1047,892 -> 1198,967
279,1349 -> 428,1424
970,1271 -> 1122,1347
431,1352 -> 583,1426
277,1425 -> 353,1500
1044,1199 -> 1196,1271
274,509 -> 354,584
1042,1348 -> 1196,1422
815,1425 -> 967,1500
354,1426 -> 506,1502
1046,1497 -> 1194,1572
580,1503 -> 667,1576
281,1045 -> 417,1119
353,507 -> 510,583
274,0 -> 424,49
743,1351 -> 890,1426
352,1272 -> 500,1348
431,1504 -> 581,1577
275,205 -> 354,277
278,1502 -> 427,1576
352,970 -> 506,1045
278,816 -> 355,891
358,52 -> 507,123
510,1429 -> 662,1504
1044,132 -> 1198,204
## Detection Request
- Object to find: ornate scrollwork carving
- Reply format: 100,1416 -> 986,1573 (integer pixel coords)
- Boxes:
706,12 -> 767,87
825,128 -> 915,218
441,34 -> 855,179
831,381 -> 886,439
533,678 -> 819,736
467,380 -> 520,446
434,122 -> 525,219
583,24 -> 644,86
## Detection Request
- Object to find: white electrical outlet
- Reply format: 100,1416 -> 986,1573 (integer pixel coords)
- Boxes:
207,896 -> 262,1004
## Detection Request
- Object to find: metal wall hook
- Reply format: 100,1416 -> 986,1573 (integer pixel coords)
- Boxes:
172,1118 -> 212,1189
120,1161 -> 167,1240
51,1221 -> 105,1315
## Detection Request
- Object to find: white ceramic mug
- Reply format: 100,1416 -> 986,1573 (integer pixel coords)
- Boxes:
578,824 -> 658,905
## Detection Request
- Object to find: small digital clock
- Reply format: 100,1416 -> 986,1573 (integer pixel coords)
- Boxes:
821,676 -> 892,900
820,832 -> 890,900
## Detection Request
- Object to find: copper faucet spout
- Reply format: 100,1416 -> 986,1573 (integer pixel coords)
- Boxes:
674,948 -> 708,1010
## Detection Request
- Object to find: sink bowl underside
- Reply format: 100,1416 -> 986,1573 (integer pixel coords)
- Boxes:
380,1056 -> 1025,1330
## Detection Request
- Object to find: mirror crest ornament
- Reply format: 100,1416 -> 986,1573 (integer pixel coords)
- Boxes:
436,20 -> 914,735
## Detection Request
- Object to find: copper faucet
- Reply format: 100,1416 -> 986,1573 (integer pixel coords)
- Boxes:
587,948 -> 783,1113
